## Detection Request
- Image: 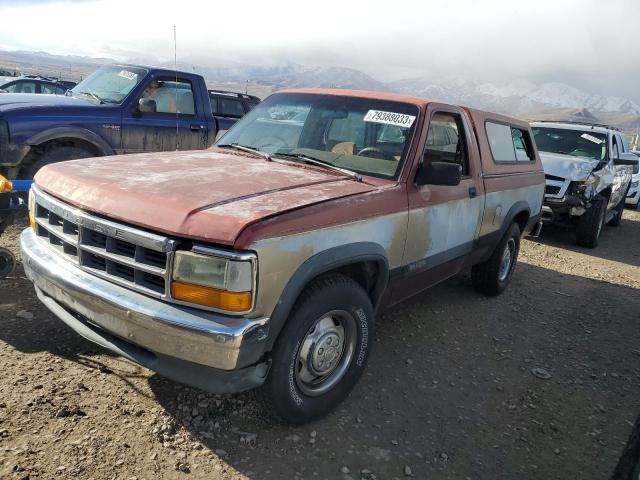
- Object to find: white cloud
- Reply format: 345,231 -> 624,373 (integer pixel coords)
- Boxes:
1,0 -> 639,98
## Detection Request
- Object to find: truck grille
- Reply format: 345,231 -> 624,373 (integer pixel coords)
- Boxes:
32,186 -> 175,298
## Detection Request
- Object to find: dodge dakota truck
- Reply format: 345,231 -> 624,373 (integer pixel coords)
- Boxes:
21,89 -> 544,423
532,122 -> 634,248
0,64 -> 223,179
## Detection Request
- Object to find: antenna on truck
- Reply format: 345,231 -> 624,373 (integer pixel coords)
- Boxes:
174,25 -> 179,151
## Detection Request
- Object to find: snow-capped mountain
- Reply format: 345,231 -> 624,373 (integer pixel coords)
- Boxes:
388,76 -> 640,117
207,62 -> 640,119
2,48 -> 638,124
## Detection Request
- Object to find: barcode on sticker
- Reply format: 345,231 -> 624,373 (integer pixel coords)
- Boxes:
118,70 -> 137,80
364,110 -> 415,128
580,133 -> 603,145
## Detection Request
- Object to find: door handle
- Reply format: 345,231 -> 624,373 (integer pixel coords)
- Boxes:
468,186 -> 477,198
190,124 -> 204,131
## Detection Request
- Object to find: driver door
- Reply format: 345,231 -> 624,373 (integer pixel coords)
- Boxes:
121,76 -> 209,154
393,108 -> 484,302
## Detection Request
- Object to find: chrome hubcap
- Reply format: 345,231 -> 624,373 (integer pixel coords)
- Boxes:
295,310 -> 356,397
498,238 -> 515,281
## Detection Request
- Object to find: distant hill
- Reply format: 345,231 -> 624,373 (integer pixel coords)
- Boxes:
2,48 -> 639,136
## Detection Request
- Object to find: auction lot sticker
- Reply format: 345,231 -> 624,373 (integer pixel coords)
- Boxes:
364,110 -> 416,128
580,133 -> 603,144
118,70 -> 138,80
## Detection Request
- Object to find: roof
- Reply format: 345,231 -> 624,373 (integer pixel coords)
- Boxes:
275,88 -> 527,126
278,88 -> 431,109
530,121 -> 616,135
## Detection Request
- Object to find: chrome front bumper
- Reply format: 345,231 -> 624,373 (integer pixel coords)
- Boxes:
20,228 -> 269,372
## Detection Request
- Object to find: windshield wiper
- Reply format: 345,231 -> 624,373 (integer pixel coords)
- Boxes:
273,152 -> 362,182
218,143 -> 271,161
77,91 -> 105,104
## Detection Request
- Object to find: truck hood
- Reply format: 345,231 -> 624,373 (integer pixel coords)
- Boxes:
539,151 -> 600,181
0,93 -> 95,110
34,149 -> 376,245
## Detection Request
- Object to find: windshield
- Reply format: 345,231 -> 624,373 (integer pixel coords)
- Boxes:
218,92 -> 420,179
532,127 -> 607,161
70,65 -> 148,104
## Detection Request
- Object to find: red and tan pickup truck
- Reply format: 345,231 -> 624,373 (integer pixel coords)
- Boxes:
21,89 -> 544,423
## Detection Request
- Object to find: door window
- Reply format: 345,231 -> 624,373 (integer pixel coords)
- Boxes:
612,135 -> 620,159
40,83 -> 57,94
218,98 -> 246,117
4,81 -> 37,93
138,78 -> 195,115
616,134 -> 627,153
424,112 -> 469,176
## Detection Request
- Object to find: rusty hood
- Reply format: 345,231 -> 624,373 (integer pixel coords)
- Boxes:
34,149 -> 376,245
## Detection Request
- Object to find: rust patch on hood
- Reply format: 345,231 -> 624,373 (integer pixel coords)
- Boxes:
34,150 -> 375,245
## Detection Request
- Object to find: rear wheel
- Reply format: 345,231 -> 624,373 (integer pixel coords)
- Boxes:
472,223 -> 520,296
27,146 -> 94,179
262,274 -> 374,424
576,195 -> 606,248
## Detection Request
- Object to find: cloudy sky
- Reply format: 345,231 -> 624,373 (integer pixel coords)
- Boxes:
0,0 -> 639,100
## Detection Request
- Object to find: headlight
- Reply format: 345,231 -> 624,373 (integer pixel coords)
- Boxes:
170,249 -> 255,312
28,188 -> 36,231
630,181 -> 639,189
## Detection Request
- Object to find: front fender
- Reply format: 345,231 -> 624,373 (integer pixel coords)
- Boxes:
264,242 -> 389,351
26,127 -> 114,156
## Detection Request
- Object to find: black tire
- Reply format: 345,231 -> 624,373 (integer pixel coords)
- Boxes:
607,198 -> 624,227
27,146 -> 94,179
576,195 -> 606,248
472,223 -> 520,296
262,274 -> 374,424
0,247 -> 16,278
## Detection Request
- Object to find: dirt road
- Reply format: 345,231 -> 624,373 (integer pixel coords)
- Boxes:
1,210 -> 639,480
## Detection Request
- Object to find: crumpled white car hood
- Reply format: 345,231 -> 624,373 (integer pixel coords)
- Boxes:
539,151 -> 600,181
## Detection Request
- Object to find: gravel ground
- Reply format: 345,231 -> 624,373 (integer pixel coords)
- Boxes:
1,209 -> 639,480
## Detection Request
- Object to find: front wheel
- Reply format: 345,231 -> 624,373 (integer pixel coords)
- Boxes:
607,198 -> 624,227
27,146 -> 94,179
262,274 -> 374,424
0,247 -> 16,278
576,195 -> 606,248
472,223 -> 521,296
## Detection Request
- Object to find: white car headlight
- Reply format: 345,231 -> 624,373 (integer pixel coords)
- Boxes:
171,249 -> 255,312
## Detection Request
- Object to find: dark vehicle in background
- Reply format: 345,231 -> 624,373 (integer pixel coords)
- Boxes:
0,75 -> 76,95
0,64 -> 218,179
209,90 -> 260,138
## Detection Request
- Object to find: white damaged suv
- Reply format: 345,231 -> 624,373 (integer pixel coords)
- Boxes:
625,150 -> 640,208
531,122 -> 634,248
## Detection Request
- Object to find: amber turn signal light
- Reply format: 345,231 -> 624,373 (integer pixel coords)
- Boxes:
170,281 -> 252,312
29,213 -> 36,232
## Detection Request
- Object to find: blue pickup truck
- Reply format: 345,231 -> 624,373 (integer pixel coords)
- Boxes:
0,64 -> 247,179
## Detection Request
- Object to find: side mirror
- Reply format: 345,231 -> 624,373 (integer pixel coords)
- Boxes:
138,97 -> 156,113
613,152 -> 638,166
416,160 -> 462,186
